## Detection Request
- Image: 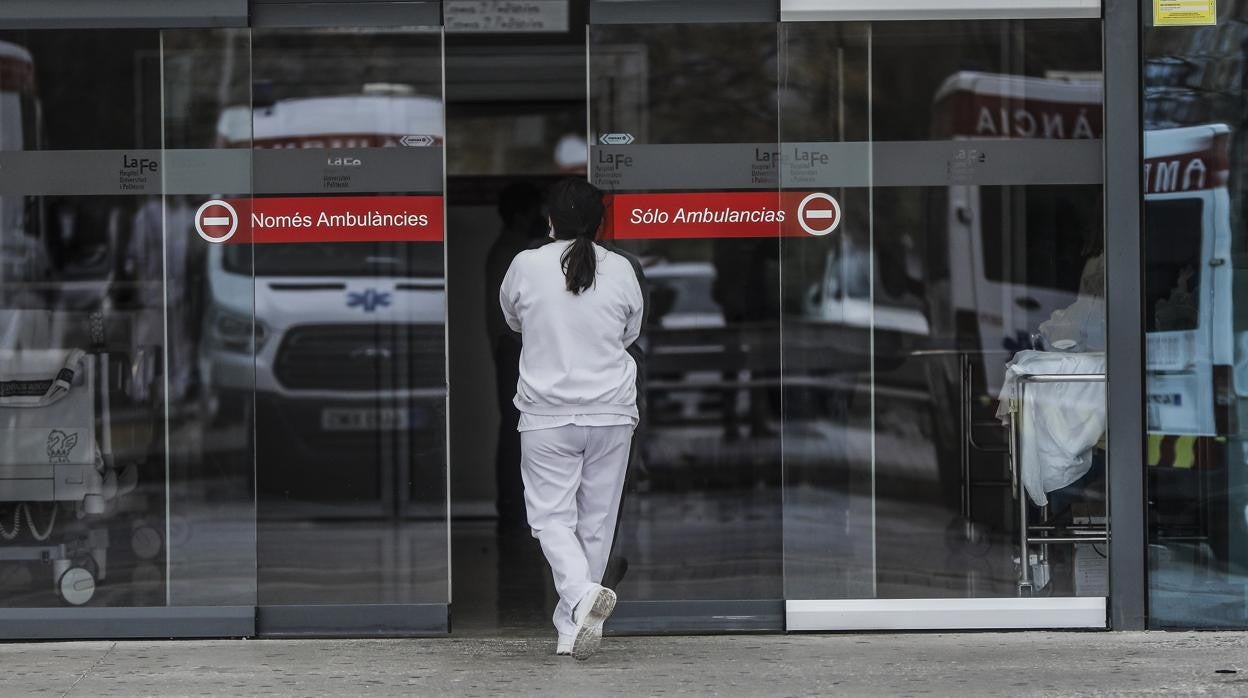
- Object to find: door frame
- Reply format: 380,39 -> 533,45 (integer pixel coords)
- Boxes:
774,0 -> 1143,631
0,0 -> 1149,638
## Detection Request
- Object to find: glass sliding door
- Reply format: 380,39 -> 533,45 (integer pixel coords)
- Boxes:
1144,8 -> 1248,629
246,26 -> 449,635
779,12 -> 1110,630
0,12 -> 454,639
0,26 -> 256,636
588,4 -> 1110,632
588,20 -> 785,630
160,28 -> 257,614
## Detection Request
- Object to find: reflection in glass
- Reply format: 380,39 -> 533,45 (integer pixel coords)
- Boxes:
0,29 -> 256,608
244,29 -> 448,606
161,29 -> 256,606
780,20 -> 1106,601
1145,16 -> 1248,627
590,23 -> 784,602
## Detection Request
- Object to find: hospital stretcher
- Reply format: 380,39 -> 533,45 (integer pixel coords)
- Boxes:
932,347 -> 1108,596
0,312 -> 142,605
1003,370 -> 1107,596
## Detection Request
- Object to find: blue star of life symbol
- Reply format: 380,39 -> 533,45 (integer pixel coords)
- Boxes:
347,289 -> 392,313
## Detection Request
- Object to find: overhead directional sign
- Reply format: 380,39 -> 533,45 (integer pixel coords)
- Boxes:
444,0 -> 569,33
599,133 -> 635,146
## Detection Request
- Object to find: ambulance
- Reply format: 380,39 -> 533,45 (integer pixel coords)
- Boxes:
930,70 -> 1243,553
207,85 -> 447,516
929,71 -> 1104,389
0,40 -> 47,306
922,70 -> 1105,502
930,71 -> 1239,445
1141,124 -> 1233,444
1140,123 -> 1247,595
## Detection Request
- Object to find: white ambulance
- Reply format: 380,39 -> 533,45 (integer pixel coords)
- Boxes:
930,71 -> 1104,388
921,70 -> 1104,490
930,70 -> 1241,477
1142,123 -> 1234,445
207,87 -> 446,515
0,40 -> 47,305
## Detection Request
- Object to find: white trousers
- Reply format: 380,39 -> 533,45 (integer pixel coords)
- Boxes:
520,423 -> 633,638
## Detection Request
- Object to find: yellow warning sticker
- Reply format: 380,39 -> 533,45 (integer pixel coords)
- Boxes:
1155,0 -> 1217,26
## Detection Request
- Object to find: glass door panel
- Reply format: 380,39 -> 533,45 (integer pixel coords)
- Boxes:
780,18 -> 1109,629
778,22 -> 874,602
160,28 -> 257,609
248,27 -> 448,631
1144,16 -> 1248,629
0,26 -> 256,630
588,22 -> 785,627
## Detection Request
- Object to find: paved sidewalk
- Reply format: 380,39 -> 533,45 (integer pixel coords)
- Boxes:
3,632 -> 1247,697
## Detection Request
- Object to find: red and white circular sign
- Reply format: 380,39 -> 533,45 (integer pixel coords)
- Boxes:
195,199 -> 239,243
797,192 -> 841,236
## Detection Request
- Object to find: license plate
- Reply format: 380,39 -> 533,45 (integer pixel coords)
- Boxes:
321,407 -> 410,432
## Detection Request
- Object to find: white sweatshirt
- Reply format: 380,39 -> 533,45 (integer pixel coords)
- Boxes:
499,240 -> 644,420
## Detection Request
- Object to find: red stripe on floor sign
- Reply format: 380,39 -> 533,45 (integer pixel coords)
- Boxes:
218,195 -> 444,244
602,191 -> 841,240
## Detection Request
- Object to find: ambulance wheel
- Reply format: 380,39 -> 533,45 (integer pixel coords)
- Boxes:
57,567 -> 96,606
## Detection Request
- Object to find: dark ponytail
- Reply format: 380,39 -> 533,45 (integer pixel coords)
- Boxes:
546,178 -> 605,295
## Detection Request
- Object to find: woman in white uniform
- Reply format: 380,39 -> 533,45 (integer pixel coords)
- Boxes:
499,178 -> 644,660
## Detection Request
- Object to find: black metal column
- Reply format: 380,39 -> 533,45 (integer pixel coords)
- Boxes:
1104,0 -> 1148,631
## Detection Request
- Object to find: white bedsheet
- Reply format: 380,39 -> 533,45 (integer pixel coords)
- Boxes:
996,351 -> 1106,506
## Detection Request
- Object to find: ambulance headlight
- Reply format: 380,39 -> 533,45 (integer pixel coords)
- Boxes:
210,306 -> 268,354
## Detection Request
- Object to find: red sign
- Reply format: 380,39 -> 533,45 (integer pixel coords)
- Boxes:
213,195 -> 444,244
602,191 -> 839,240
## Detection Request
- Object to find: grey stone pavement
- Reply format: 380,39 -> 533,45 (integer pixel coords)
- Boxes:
3,632 -> 1248,697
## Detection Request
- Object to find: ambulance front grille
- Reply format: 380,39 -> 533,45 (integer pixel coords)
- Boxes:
274,324 -> 446,391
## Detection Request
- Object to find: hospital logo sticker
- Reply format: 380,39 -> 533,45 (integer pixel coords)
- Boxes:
47,430 -> 79,464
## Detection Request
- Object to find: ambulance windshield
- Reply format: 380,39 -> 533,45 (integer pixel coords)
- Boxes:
1144,198 -> 1202,332
980,185 -> 1100,293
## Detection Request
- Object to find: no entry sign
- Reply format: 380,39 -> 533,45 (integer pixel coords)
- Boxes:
796,192 -> 841,236
602,191 -> 841,240
195,199 -> 239,243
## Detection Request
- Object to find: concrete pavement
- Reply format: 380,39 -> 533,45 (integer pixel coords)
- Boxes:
3,631 -> 1247,697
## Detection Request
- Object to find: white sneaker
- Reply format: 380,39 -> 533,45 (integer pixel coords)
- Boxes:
571,584 -> 617,661
556,636 -> 574,656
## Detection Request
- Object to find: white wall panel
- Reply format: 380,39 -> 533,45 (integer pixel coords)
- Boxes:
787,598 -> 1108,631
782,0 -> 1099,21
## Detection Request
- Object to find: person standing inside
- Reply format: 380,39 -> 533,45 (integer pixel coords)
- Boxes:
499,178 -> 643,660
485,182 -> 548,530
